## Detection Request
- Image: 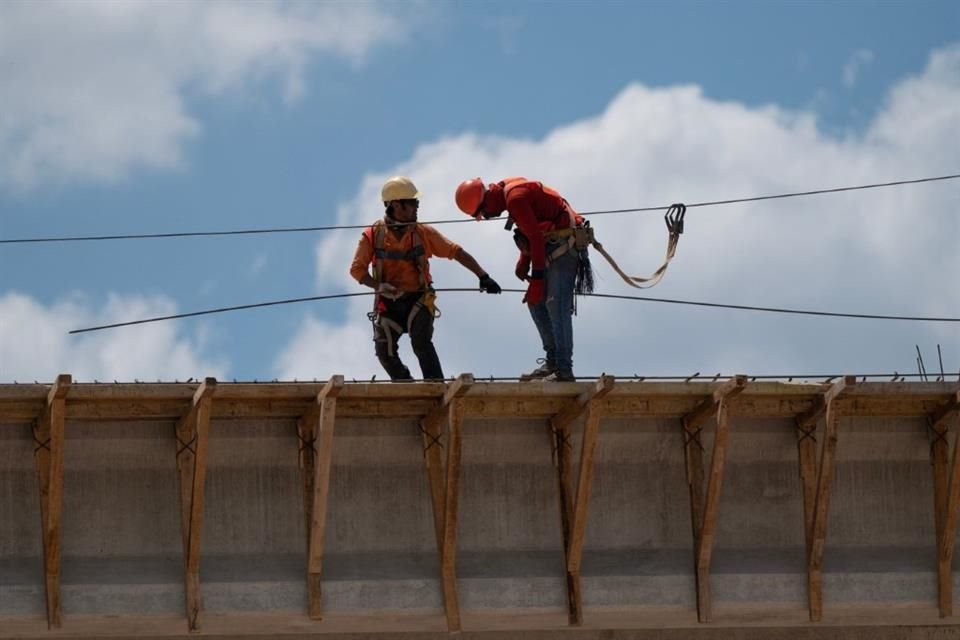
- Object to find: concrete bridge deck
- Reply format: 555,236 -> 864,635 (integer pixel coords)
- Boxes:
2,375 -> 959,638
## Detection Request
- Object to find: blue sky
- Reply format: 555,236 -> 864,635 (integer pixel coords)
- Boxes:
1,0 -> 958,382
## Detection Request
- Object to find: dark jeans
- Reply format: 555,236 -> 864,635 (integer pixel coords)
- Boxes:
528,242 -> 578,375
372,292 -> 444,381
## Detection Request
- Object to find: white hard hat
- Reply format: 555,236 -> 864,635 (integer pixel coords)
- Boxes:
381,176 -> 421,203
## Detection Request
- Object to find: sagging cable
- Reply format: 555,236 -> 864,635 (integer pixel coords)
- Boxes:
67,288 -> 960,335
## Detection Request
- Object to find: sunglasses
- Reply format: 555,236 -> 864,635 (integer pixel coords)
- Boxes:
398,199 -> 420,208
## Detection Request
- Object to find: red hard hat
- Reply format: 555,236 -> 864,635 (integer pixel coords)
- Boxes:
455,178 -> 486,217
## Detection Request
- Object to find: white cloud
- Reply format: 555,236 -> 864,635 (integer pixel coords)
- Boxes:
843,49 -> 874,88
0,291 -> 227,381
274,315 -> 380,381
276,44 -> 960,381
0,0 -> 410,190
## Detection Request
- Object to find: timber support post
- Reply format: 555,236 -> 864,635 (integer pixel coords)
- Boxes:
300,375 -> 344,620
549,375 -> 615,625
419,374 -> 473,632
803,375 -> 856,622
33,373 -> 70,629
930,390 -> 960,617
682,374 -> 746,623
175,377 -> 216,631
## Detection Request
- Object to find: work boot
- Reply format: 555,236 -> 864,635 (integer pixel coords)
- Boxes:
543,370 -> 576,382
519,358 -> 554,381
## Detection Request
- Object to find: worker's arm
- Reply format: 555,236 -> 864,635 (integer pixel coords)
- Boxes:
505,192 -> 545,276
454,247 -> 502,293
349,234 -> 399,296
349,235 -> 376,288
453,247 -> 486,278
422,224 -> 501,293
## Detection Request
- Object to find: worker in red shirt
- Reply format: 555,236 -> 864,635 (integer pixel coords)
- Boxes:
351,176 -> 501,381
456,177 -> 584,382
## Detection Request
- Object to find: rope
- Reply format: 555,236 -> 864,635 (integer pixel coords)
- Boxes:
66,287 -> 960,334
4,173 -> 958,244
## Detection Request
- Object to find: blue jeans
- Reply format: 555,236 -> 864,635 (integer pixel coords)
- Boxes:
528,242 -> 578,374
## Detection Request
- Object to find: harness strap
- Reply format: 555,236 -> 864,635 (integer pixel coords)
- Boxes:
591,233 -> 678,289
374,245 -> 426,260
546,236 -> 576,264
590,203 -> 685,289
377,316 -> 404,357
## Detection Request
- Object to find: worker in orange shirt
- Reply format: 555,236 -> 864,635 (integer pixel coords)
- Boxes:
350,176 -> 501,381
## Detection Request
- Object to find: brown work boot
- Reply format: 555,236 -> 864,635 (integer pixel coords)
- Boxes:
519,359 -> 554,381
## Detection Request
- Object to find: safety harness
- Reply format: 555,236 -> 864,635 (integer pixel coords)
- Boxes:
501,178 -> 685,289
364,219 -> 440,357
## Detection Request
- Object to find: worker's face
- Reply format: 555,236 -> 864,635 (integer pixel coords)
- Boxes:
391,199 -> 419,223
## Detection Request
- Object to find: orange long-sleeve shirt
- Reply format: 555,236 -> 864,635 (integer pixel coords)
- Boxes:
349,221 -> 461,292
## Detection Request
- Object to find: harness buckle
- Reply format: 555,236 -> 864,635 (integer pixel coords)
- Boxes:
573,223 -> 594,250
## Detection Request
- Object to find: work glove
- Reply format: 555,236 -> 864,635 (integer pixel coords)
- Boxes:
514,254 -> 530,282
479,274 -> 502,294
376,282 -> 402,300
522,273 -> 545,306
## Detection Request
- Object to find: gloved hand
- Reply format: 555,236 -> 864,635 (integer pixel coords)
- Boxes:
522,276 -> 545,306
515,254 -> 530,282
479,273 -> 502,294
376,282 -> 402,300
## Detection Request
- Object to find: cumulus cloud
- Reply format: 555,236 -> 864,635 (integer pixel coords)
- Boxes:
0,292 -> 227,381
0,0 -> 410,190
276,44 -> 960,381
843,49 -> 874,88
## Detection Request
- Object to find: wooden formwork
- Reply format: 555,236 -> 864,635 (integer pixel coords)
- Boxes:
1,375 -> 959,634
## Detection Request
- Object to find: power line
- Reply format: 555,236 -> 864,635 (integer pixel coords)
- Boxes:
6,172 -> 959,245
68,287 -> 960,334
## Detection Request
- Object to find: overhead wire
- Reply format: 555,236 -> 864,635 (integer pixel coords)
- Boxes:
68,288 -> 960,334
4,172 -> 959,245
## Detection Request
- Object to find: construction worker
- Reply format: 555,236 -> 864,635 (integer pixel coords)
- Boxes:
455,177 -> 586,382
351,176 -> 502,382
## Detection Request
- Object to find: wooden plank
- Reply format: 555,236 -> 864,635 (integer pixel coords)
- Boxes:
296,377 -> 345,585
305,375 -> 345,620
550,375 -> 615,433
33,373 -> 70,629
550,375 -> 614,626
796,417 -> 819,563
420,375 -> 473,554
553,419 -> 580,625
682,410 -> 706,619
440,397 -> 465,632
7,380 -> 957,422
929,386 -> 960,615
565,401 -> 602,571
931,390 -> 960,428
930,419 -> 951,617
174,377 -> 216,631
680,375 -> 745,623
806,375 -> 855,622
694,397 -> 733,623
684,375 -> 748,432
938,411 -> 960,620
